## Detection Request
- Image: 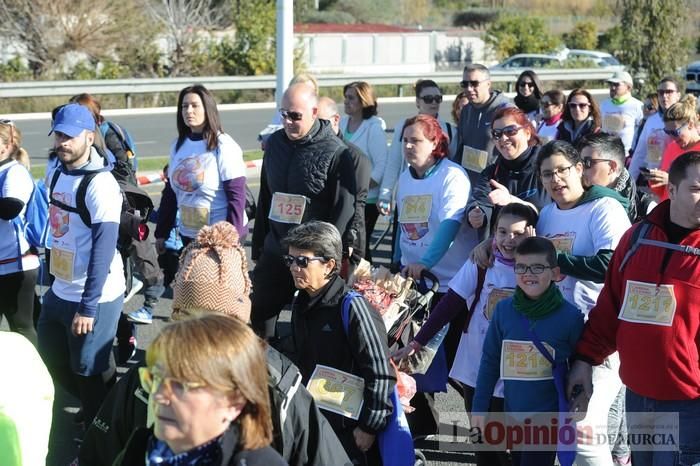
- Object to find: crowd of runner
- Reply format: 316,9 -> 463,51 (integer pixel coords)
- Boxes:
0,64 -> 699,466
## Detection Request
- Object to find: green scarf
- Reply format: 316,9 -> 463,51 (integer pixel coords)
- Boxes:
575,184 -> 630,210
513,283 -> 564,320
611,94 -> 630,105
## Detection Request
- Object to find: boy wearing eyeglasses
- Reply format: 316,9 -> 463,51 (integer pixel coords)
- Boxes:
472,237 -> 584,466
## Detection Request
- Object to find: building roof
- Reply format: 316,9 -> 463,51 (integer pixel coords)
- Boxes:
294,23 -> 418,34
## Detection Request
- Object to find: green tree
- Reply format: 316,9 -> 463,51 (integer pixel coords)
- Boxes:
597,25 -> 624,55
485,15 -> 561,60
217,0 -> 276,75
618,0 -> 691,94
563,20 -> 598,50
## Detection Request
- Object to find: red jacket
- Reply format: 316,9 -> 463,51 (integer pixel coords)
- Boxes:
576,201 -> 700,400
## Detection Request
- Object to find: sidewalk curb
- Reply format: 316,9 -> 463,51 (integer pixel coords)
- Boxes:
136,158 -> 263,186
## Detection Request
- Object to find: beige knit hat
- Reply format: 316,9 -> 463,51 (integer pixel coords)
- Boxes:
172,221 -> 252,322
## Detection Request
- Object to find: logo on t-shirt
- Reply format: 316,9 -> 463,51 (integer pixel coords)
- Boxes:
49,193 -> 71,238
172,157 -> 205,192
547,232 -> 575,254
401,222 -> 429,241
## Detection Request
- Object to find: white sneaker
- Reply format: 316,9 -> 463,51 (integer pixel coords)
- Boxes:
124,277 -> 143,303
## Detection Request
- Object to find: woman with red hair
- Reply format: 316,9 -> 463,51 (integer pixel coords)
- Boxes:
467,106 -> 549,233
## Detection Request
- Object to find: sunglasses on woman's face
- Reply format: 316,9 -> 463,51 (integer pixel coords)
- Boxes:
420,95 -> 443,104
282,254 -> 326,268
519,81 -> 535,88
663,122 -> 688,138
491,125 -> 522,139
568,102 -> 590,110
279,109 -> 304,122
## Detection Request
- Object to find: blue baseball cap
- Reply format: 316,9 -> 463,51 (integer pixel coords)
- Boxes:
49,103 -> 95,137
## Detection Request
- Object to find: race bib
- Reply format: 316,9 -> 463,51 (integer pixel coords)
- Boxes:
50,247 -> 75,282
501,340 -> 554,381
619,280 -> 676,326
646,132 -> 667,165
307,365 -> 365,420
484,288 -> 515,320
180,205 -> 210,231
269,192 -> 308,224
549,233 -> 575,254
399,195 -> 432,224
462,146 -> 489,172
603,113 -> 626,133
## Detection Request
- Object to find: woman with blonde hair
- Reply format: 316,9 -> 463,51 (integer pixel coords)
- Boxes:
115,313 -> 286,465
0,120 -> 40,346
647,93 -> 700,200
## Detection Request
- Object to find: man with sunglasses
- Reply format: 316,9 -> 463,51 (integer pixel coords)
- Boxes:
600,71 -> 643,157
251,83 -> 356,340
568,151 -> 700,466
629,77 -> 683,181
457,63 -> 511,178
579,132 -> 656,223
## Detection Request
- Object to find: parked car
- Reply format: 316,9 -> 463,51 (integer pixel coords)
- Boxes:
490,54 -> 563,70
563,49 -> 624,70
685,61 -> 700,95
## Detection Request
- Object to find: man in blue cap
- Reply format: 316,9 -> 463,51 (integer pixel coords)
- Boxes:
37,103 -> 125,426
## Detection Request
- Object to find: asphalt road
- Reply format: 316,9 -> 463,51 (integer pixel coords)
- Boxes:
1,173 -> 477,466
14,101 -> 425,162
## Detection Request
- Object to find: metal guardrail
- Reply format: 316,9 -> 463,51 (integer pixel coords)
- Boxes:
0,68 -> 616,101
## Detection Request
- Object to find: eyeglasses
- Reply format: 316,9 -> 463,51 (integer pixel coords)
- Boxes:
420,95 -> 443,104
663,122 -> 688,138
540,165 -> 575,182
519,81 -> 535,88
644,103 -> 655,111
460,79 -> 486,89
568,102 -> 590,110
282,254 -> 327,268
138,367 -> 206,397
514,264 -> 552,275
541,101 -> 555,108
608,82 -> 622,87
582,158 -> 613,169
279,109 -> 304,122
657,89 -> 677,96
491,125 -> 522,139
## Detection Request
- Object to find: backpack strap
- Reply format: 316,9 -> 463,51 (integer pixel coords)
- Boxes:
446,122 -> 453,142
49,170 -> 97,228
463,265 -> 487,332
340,290 -> 363,336
618,221 -> 652,272
616,221 -> 700,272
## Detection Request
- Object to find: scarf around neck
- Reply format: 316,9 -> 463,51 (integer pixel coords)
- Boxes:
514,282 -> 564,320
492,239 -> 515,267
515,93 -> 540,114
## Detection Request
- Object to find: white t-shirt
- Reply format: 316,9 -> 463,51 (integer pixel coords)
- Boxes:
448,259 -> 515,396
537,196 -> 630,315
396,159 -> 477,292
537,120 -> 559,144
48,170 -> 124,303
629,112 -> 668,179
600,97 -> 644,154
0,161 -> 40,275
168,133 -> 246,238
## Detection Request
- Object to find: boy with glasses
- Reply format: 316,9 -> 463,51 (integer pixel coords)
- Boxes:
472,236 -> 584,466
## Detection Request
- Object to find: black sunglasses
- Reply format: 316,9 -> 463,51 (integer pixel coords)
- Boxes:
460,79 -> 485,88
491,124 -> 522,139
519,81 -> 535,88
582,158 -> 613,169
568,102 -> 590,110
279,109 -> 304,122
420,95 -> 443,104
663,122 -> 688,138
282,254 -> 327,268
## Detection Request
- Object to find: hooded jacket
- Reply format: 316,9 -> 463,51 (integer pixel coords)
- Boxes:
575,201 -> 700,400
252,119 -> 356,259
457,90 -> 511,172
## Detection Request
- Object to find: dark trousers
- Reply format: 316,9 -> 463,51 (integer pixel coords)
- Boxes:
364,203 -> 380,262
0,268 -> 38,346
250,251 -> 296,338
126,234 -> 164,307
158,249 -> 182,287
462,384 -> 512,466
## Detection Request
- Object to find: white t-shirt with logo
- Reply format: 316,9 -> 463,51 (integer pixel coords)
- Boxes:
48,170 -> 124,303
448,259 -> 516,396
168,133 -> 247,239
0,161 -> 40,275
537,197 -> 630,315
396,159 -> 477,292
600,97 -> 644,154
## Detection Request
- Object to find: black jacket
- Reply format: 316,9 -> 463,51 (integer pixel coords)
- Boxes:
252,119 -> 356,260
114,423 -> 287,466
290,275 -> 395,435
79,347 -> 351,466
468,145 -> 549,232
556,119 -> 600,147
